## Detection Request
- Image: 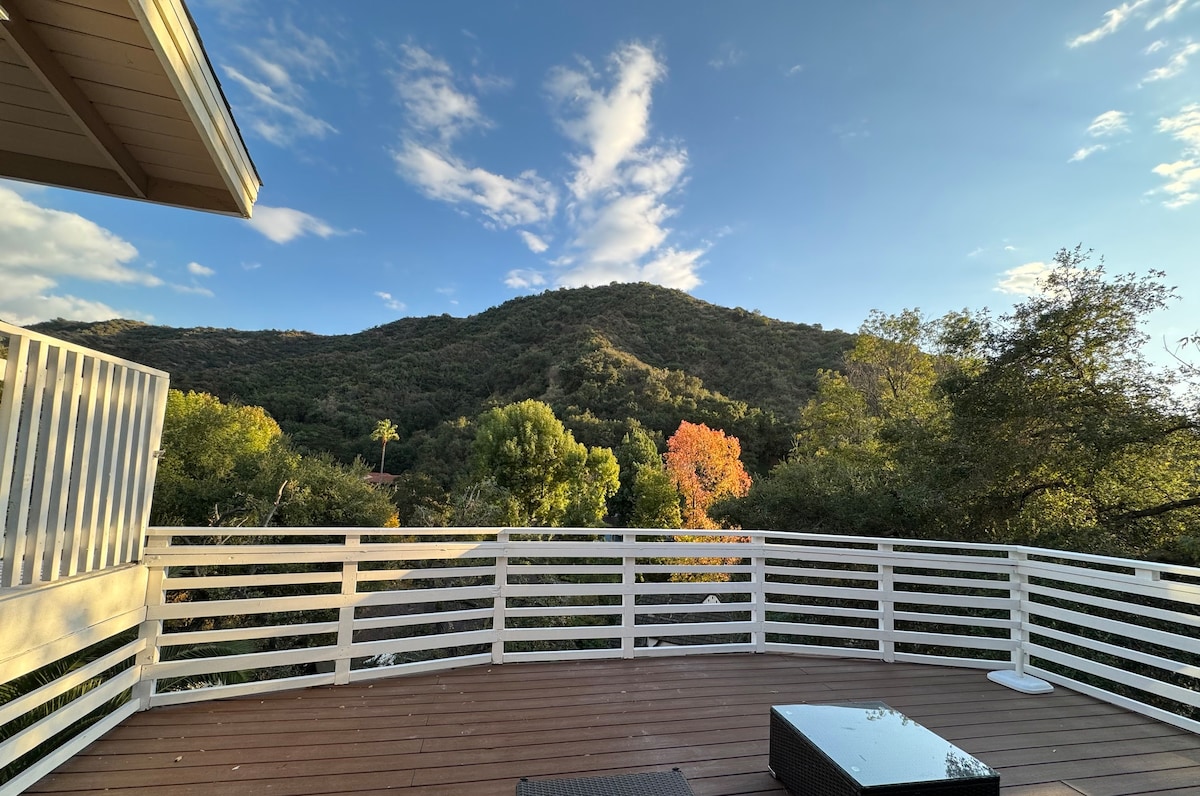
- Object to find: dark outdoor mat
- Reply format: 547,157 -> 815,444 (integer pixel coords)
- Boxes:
516,769 -> 695,795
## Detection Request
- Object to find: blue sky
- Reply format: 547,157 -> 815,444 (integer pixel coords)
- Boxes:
3,0 -> 1199,359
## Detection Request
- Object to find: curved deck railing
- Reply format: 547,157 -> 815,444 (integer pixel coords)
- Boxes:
3,526 -> 1199,794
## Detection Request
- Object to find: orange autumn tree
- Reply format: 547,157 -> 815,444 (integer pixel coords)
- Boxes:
665,421 -> 752,529
664,421 -> 753,582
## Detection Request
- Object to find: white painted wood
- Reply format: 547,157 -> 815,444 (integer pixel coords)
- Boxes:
1032,624 -> 1200,678
27,344 -> 67,583
335,535 -> 359,684
47,349 -> 83,581
507,605 -> 622,618
158,621 -> 340,648
1026,664 -> 1200,736
0,637 -> 143,727
763,564 -> 879,582
357,565 -> 496,582
1027,582 -> 1200,630
162,570 -> 341,590
0,665 -> 137,769
634,601 -> 753,615
80,359 -> 114,573
1030,645 -> 1200,708
354,607 -> 493,632
149,672 -> 336,708
6,338 -> 48,586
348,652 -> 491,683
148,644 -> 337,680
1030,602 -> 1199,653
0,700 -> 138,796
0,607 -> 144,685
0,565 -> 148,672
503,625 -> 622,642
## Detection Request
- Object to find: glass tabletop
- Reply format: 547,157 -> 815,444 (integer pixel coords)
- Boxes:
772,701 -> 997,788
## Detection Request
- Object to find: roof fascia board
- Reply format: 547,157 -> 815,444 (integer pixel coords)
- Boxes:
127,0 -> 260,218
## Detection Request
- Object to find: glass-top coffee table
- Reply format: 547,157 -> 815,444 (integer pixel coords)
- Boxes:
769,701 -> 999,795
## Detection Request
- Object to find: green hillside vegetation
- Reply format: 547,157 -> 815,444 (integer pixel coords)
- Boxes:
35,283 -> 852,479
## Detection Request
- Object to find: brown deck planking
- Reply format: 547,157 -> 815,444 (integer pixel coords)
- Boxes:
27,654 -> 1200,796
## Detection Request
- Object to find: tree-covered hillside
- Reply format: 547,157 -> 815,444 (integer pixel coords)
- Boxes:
34,283 -> 853,476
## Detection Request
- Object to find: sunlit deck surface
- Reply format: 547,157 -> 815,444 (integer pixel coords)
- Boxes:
29,654 -> 1200,796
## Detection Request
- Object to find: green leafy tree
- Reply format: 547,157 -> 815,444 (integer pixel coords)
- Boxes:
630,464 -> 683,529
153,390 -> 396,527
610,424 -> 663,525
371,418 -> 400,474
472,399 -> 618,526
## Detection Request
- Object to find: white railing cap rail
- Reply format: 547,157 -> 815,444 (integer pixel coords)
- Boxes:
0,320 -> 169,379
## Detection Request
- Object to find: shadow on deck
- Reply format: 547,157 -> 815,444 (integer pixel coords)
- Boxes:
28,654 -> 1200,796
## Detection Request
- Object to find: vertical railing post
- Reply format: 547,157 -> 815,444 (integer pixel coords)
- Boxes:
879,543 -> 895,663
492,529 -> 508,664
133,535 -> 165,710
1010,550 -> 1028,676
334,533 -> 360,685
751,534 -> 766,653
621,531 -> 636,658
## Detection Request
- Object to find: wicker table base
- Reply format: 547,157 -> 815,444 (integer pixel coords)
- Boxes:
515,769 -> 695,795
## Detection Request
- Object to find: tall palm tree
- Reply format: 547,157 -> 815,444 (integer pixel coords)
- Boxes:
371,419 -> 399,474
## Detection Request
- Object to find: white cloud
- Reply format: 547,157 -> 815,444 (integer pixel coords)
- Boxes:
505,269 -> 547,289
394,142 -> 556,227
1151,104 -> 1200,207
171,283 -> 215,298
967,247 -> 984,258
708,45 -> 745,70
1142,41 -> 1200,84
223,65 -> 336,146
1146,0 -> 1192,29
394,44 -> 490,143
187,261 -> 215,277
995,262 -> 1056,296
786,64 -> 804,77
519,231 -> 550,253
1004,244 -> 1017,251
1068,0 -> 1153,47
1086,110 -> 1130,137
391,45 -> 558,232
219,21 -> 339,148
1146,39 -> 1170,53
1152,159 -> 1200,207
247,205 -> 338,244
375,291 -> 405,311
0,187 -> 159,323
546,43 -> 706,290
1070,144 -> 1108,161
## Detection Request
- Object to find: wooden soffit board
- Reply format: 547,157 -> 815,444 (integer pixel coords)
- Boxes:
0,0 -> 260,216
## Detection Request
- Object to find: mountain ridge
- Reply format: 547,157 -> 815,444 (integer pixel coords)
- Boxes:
32,283 -> 855,475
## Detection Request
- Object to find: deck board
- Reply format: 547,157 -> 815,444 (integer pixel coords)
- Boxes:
27,654 -> 1200,795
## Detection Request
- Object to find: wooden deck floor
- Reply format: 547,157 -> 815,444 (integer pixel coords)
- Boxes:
28,654 -> 1200,796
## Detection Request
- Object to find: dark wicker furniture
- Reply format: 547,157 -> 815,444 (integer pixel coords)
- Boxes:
516,769 -> 695,795
769,701 -> 999,796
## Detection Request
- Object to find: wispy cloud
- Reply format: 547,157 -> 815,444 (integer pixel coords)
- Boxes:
785,64 -> 804,77
1151,104 -> 1200,207
1086,110 -> 1130,137
391,45 -> 557,230
967,247 -> 984,258
394,43 -> 490,143
1146,0 -> 1193,29
1146,39 -> 1169,53
187,261 -> 215,277
0,186 -> 157,323
247,205 -> 339,243
505,269 -> 547,289
220,22 -> 340,147
709,44 -> 745,70
375,291 -> 406,311
1141,40 -> 1200,84
171,283 -> 215,298
546,42 -> 705,290
519,230 -> 550,253
1070,144 -> 1108,162
1068,0 -> 1153,47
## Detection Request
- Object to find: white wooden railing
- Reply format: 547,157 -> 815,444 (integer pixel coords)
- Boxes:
0,320 -> 169,587
129,528 -> 1200,731
2,527 -> 1198,793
